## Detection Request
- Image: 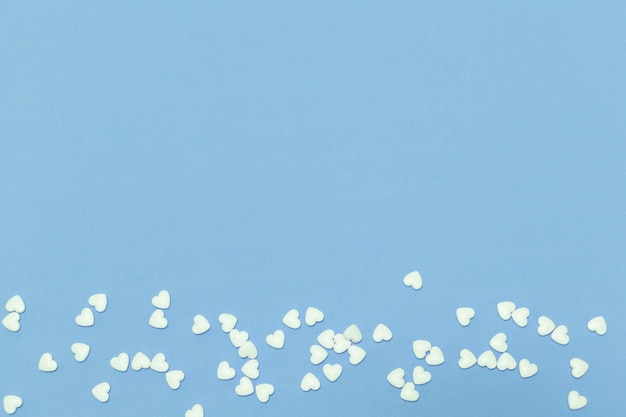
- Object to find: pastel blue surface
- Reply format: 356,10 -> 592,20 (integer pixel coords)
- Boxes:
1,1 -> 625,416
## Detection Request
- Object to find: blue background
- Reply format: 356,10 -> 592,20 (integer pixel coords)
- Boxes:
1,1 -> 625,416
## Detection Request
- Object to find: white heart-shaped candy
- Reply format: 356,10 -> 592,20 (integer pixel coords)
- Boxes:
412,340 -> 431,359
568,390 -> 587,410
255,383 -> 274,403
217,361 -> 236,380
402,271 -> 423,290
305,307 -> 324,326
347,345 -> 366,365
71,342 -> 90,362
192,314 -> 210,335
310,344 -> 328,365
131,352 -> 151,371
149,309 -> 168,329
150,353 -> 169,372
551,325 -> 569,345
570,358 -> 589,378
458,349 -> 476,369
5,295 -> 26,314
282,309 -> 301,329
323,363 -> 342,382
218,313 -> 237,333
497,301 -> 516,320
300,372 -> 321,391
151,290 -> 170,309
489,332 -> 508,353
235,377 -> 254,396
185,404 -> 204,417
511,307 -> 530,327
3,395 -> 23,415
2,312 -> 20,332
265,330 -> 285,349
166,370 -> 185,389
333,334 -> 351,354
229,329 -> 249,348
496,352 -> 516,371
88,293 -> 107,313
587,316 -> 607,335
426,346 -> 445,366
386,368 -> 405,388
238,341 -> 258,359
456,307 -> 475,327
110,352 -> 129,372
518,359 -> 538,378
39,352 -> 58,372
75,308 -> 95,327
400,382 -> 420,402
477,350 -> 497,369
242,359 -> 259,379
537,315 -> 556,336
372,323 -> 392,342
317,329 -> 335,349
342,324 -> 363,343
412,365 -> 432,385
92,382 -> 110,403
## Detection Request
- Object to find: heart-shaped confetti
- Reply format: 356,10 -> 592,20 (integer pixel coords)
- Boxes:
496,352 -> 516,371
238,341 -> 258,359
537,315 -> 556,336
185,404 -> 204,417
165,370 -> 185,389
347,345 -> 366,365
412,366 -> 432,385
192,314 -> 210,335
551,325 -> 569,345
149,309 -> 168,329
235,377 -> 254,396
456,307 -> 475,327
322,363 -> 342,382
110,353 -> 129,372
3,395 -> 22,415
92,382 -> 110,403
587,316 -> 607,335
88,293 -> 107,313
497,301 -> 516,320
151,290 -> 170,309
282,309 -> 301,329
402,271 -> 423,290
386,368 -> 405,388
38,352 -> 58,372
568,390 -> 587,410
518,359 -> 538,378
425,346 -> 445,366
2,312 -> 20,332
150,353 -> 169,373
218,313 -> 237,333
570,358 -> 589,378
300,372 -> 321,391
75,308 -> 94,327
332,334 -> 351,354
400,382 -> 420,402
372,324 -> 392,342
217,361 -> 236,380
5,295 -> 25,314
242,359 -> 259,379
310,344 -> 328,365
131,352 -> 151,371
317,329 -> 335,349
458,349 -> 476,369
412,340 -> 431,359
477,350 -> 497,369
342,324 -> 363,343
305,307 -> 324,326
229,329 -> 249,348
71,342 -> 90,362
255,383 -> 274,403
489,332 -> 508,353
265,330 -> 285,349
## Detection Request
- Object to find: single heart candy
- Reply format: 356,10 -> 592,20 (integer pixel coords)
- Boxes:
400,382 -> 420,402
229,329 -> 249,348
458,349 -> 476,369
342,324 -> 363,343
386,368 -> 405,388
587,316 -> 607,335
412,340 -> 431,359
497,301 -> 516,320
166,370 -> 185,389
265,330 -> 285,349
92,382 -> 110,403
282,309 -> 301,329
496,352 -> 516,371
518,358 -> 538,378
150,353 -> 169,373
5,295 -> 25,314
2,312 -> 20,332
333,333 -> 351,354
489,332 -> 508,353
347,345 -> 366,365
88,293 -> 107,313
3,395 -> 22,415
537,315 -> 556,336
456,307 -> 475,327
300,372 -> 321,392
412,365 -> 432,385
568,390 -> 587,410
402,271 -> 423,290
242,359 -> 259,379
551,325 -> 569,345
218,313 -> 237,333
372,323 -> 392,342
310,344 -> 328,365
185,404 -> 204,417
131,352 -> 151,371
305,307 -> 324,326
75,308 -> 95,327
317,329 -> 335,349
425,346 -> 445,366
477,350 -> 497,369
149,309 -> 168,329
511,307 -> 530,327
110,352 -> 129,372
570,358 -> 589,378
192,314 -> 210,335
255,383 -> 274,403
238,341 -> 258,359
151,290 -> 170,309
217,361 -> 236,380
38,352 -> 58,372
323,363 -> 342,382
71,342 -> 90,362
235,377 -> 254,396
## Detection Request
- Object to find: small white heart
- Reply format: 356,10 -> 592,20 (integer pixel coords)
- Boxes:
151,290 -> 170,309
235,377 -> 254,396
568,390 -> 588,410
282,309 -> 301,329
456,307 -> 475,327
265,330 -> 285,349
238,340 -> 258,359
386,368 -> 405,388
88,293 -> 107,313
131,352 -> 151,371
241,359 -> 259,379
38,352 -> 58,372
305,307 -> 324,327
497,301 -> 516,320
570,358 -> 589,378
229,329 -> 249,348
218,313 -> 237,333
518,358 -> 538,378
489,332 -> 508,353
91,382 -> 110,403
412,340 -> 431,359
587,316 -> 607,335
511,307 -> 530,327
5,295 -> 26,314
192,314 -> 210,335
317,329 -> 335,350
165,370 -> 185,390
150,353 -> 169,373
310,344 -> 328,365
537,315 -> 556,336
2,312 -> 20,332
425,346 -> 445,366
400,382 -> 420,402
372,323 -> 392,342
551,325 -> 569,345
71,342 -> 90,362
255,383 -> 274,403
110,352 -> 129,372
342,324 -> 363,343
332,333 -> 351,354
217,361 -> 236,380
402,271 -> 423,290
300,372 -> 321,392
496,352 -> 517,371
185,404 -> 204,417
322,363 -> 342,382
149,309 -> 168,329
347,345 -> 366,365
458,349 -> 476,369
75,308 -> 95,327
3,395 -> 23,415
477,350 -> 497,369
412,365 -> 432,385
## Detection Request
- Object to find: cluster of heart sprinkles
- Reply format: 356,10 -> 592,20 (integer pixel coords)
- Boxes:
2,271 -> 608,416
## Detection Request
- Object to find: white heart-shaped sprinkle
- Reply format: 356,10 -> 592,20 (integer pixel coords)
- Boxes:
322,363 -> 342,382
347,345 -> 366,365
238,340 -> 258,359
3,395 -> 23,415
511,307 -> 530,327
400,382 -> 419,401
255,383 -> 274,403
551,325 -> 569,345
131,352 -> 151,371
192,314 -> 210,335
317,329 -> 335,349
265,330 -> 285,349
151,290 -> 170,309
38,352 -> 58,372
149,309 -> 168,329
305,307 -> 324,326
165,370 -> 185,389
425,346 -> 445,365
568,390 -> 588,410
342,324 -> 363,343
496,352 -> 516,371
537,315 -> 556,336
88,294 -> 107,313
587,316 -> 607,335
497,301 -> 516,320
570,358 -> 589,378
241,359 -> 259,379
372,323 -> 392,342
2,312 -> 20,332
300,372 -> 321,391
412,340 -> 431,359
332,334 -> 351,354
110,352 -> 129,372
458,349 -> 476,369
229,329 -> 249,348
456,307 -> 475,327
477,350 -> 497,369
235,377 -> 254,396
310,344 -> 328,365
218,313 -> 237,333
386,368 -> 405,388
185,404 -> 204,417
75,308 -> 95,327
518,358 -> 538,378
217,361 -> 236,380
5,295 -> 26,314
71,342 -> 90,362
91,382 -> 110,403
282,309 -> 301,329
412,365 -> 432,385
489,332 -> 508,353
150,353 -> 169,373
402,271 -> 423,290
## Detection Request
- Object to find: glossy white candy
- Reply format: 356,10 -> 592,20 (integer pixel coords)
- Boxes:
372,324 -> 392,342
458,349 -> 476,369
75,308 -> 94,327
218,313 -> 237,332
323,364 -> 342,382
3,395 -> 23,415
587,316 -> 607,335
456,307 -> 475,326
551,325 -> 569,345
192,314 -> 210,335
5,295 -> 25,313
518,359 -> 538,378
568,390 -> 587,410
305,307 -> 324,326
149,309 -> 168,329
92,382 -> 110,403
402,271 -> 423,290
386,368 -> 405,388
497,301 -> 516,320
265,330 -> 285,349
217,361 -> 236,380
282,309 -> 301,329
570,358 -> 589,378
489,333 -> 508,353
2,312 -> 21,332
165,370 -> 185,389
185,404 -> 204,417
400,382 -> 419,401
88,294 -> 107,313
151,290 -> 170,309
300,373 -> 321,391
71,342 -> 90,362
38,353 -> 58,372
537,316 -> 556,336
